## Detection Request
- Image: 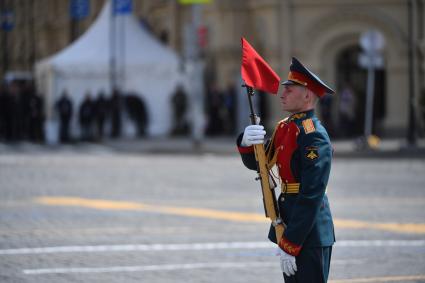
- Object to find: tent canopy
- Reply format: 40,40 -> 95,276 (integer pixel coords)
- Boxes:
36,0 -> 183,137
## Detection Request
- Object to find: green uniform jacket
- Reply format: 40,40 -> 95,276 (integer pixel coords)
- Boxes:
237,109 -> 335,256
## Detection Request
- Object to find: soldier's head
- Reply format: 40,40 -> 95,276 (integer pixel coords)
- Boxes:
280,84 -> 318,113
280,57 -> 334,113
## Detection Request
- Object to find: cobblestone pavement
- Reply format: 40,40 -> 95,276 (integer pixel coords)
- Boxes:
0,145 -> 424,282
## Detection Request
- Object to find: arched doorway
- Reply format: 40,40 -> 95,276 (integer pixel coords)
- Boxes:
335,45 -> 386,138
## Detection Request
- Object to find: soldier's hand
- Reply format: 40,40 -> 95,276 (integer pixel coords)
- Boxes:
279,248 -> 297,276
241,124 -> 266,147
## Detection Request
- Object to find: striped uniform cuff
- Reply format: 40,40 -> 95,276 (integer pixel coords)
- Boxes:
278,235 -> 302,256
237,145 -> 254,154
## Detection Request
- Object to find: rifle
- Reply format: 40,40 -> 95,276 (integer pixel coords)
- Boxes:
244,85 -> 285,242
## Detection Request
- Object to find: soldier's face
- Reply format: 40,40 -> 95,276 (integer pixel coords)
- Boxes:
280,85 -> 307,113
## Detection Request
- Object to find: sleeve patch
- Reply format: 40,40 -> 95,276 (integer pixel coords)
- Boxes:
305,146 -> 319,160
302,118 -> 315,134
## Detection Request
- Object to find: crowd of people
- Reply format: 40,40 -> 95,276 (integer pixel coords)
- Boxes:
0,81 -> 136,144
0,79 -> 364,145
55,89 -> 129,143
169,83 -> 239,137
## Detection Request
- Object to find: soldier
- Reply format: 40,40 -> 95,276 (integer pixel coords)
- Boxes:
237,57 -> 335,282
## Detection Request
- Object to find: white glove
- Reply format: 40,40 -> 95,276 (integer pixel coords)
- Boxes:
241,125 -> 266,147
278,248 -> 297,276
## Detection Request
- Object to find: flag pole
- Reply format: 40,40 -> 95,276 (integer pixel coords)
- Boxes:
243,84 -> 257,125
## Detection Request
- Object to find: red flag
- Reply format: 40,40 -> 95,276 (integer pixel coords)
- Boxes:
241,37 -> 280,95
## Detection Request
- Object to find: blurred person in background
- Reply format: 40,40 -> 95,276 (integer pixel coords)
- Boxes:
124,94 -> 148,137
110,88 -> 122,138
7,82 -> 22,142
20,82 -> 32,140
94,91 -> 108,141
171,85 -> 188,136
420,88 -> 425,137
319,94 -> 334,137
0,83 -> 14,141
237,58 -> 335,282
28,85 -> 44,143
338,83 -> 356,138
223,83 -> 237,135
79,92 -> 95,141
0,83 -> 8,141
206,83 -> 225,136
56,90 -> 73,143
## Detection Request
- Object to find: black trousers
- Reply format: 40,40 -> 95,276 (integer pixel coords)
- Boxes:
283,246 -> 332,283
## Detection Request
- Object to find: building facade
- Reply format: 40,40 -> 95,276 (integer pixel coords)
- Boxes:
1,0 -> 424,136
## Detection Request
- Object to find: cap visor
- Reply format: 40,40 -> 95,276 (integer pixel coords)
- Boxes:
282,80 -> 302,86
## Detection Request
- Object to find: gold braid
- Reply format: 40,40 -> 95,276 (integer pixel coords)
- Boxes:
266,119 -> 287,183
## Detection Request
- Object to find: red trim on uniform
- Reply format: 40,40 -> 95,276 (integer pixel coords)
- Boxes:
279,235 -> 302,256
288,71 -> 326,98
238,145 -> 254,154
275,121 -> 299,183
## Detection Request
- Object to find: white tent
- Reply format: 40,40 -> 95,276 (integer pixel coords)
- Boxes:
35,0 -> 182,139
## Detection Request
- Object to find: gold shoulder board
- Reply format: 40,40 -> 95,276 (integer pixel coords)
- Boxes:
302,118 -> 315,134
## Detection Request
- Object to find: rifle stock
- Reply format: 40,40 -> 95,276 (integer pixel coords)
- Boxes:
253,140 -> 284,242
245,85 -> 284,243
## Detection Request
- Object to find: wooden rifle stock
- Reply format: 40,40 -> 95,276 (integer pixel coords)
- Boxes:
245,85 -> 284,242
252,142 -> 284,242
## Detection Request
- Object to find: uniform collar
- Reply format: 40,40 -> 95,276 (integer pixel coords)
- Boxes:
288,109 -> 315,122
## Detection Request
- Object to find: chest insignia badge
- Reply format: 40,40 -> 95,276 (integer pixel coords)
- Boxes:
305,146 -> 319,160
